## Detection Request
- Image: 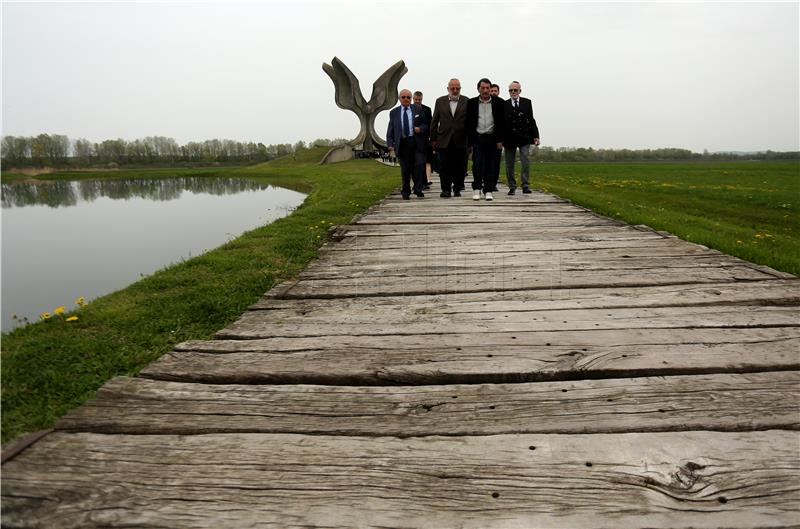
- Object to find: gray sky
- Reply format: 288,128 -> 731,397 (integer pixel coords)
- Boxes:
2,1 -> 798,152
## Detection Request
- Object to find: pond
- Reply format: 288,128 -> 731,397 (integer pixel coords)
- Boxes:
1,177 -> 307,332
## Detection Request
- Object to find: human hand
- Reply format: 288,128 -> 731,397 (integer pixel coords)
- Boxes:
533,138 -> 541,146
414,126 -> 421,134
496,142 -> 503,150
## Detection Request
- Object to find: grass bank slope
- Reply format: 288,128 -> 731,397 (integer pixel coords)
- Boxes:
534,161 -> 799,276
1,149 -> 398,443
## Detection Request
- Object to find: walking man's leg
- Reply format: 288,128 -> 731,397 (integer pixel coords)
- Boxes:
505,145 -> 518,194
519,144 -> 531,193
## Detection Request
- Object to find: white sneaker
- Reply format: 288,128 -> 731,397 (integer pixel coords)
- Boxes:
472,190 -> 481,200
485,192 -> 493,201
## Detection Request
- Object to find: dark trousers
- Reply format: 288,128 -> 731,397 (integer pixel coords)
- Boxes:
472,136 -> 500,192
439,146 -> 467,194
398,137 -> 423,196
492,145 -> 502,184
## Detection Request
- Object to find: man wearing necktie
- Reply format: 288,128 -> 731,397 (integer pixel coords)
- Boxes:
503,81 -> 540,195
387,89 -> 428,199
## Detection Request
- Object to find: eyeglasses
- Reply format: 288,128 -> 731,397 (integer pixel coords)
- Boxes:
509,88 -> 520,92
400,96 -> 411,99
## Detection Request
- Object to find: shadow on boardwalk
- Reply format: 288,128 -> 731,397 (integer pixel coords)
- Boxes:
3,174 -> 799,528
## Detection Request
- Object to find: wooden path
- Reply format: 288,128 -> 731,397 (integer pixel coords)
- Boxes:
3,174 -> 800,528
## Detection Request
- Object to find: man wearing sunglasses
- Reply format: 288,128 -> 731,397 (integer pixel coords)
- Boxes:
387,89 -> 429,199
430,78 -> 470,198
503,81 -> 540,195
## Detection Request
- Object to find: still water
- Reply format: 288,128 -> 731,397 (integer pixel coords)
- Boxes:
1,177 -> 306,331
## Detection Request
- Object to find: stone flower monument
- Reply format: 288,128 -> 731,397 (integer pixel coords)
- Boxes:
320,57 -> 407,163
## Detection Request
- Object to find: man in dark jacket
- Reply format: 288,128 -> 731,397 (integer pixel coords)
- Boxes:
466,78 -> 504,201
387,89 -> 428,199
503,81 -> 540,195
413,91 -> 433,189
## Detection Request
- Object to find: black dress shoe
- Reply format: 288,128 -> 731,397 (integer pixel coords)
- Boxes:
414,191 -> 424,198
522,188 -> 532,194
453,191 -> 461,197
492,187 -> 499,192
423,184 -> 431,190
440,192 -> 451,198
402,194 -> 411,200
507,188 -> 516,195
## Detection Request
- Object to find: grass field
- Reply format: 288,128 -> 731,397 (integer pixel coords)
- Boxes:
1,148 -> 398,443
529,161 -> 799,276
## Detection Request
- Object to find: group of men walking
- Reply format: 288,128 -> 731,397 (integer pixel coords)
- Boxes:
386,78 -> 540,201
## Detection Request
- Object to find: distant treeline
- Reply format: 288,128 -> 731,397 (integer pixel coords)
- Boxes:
535,146 -> 799,162
1,133 -> 797,169
0,134 -> 348,168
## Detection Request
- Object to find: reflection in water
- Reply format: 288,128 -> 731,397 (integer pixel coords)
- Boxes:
2,177 -> 307,331
2,177 -> 273,208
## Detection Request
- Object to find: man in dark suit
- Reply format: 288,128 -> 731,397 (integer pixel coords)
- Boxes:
489,83 -> 504,191
466,78 -> 505,201
387,89 -> 428,200
430,78 -> 469,198
503,81 -> 540,195
413,91 -> 433,189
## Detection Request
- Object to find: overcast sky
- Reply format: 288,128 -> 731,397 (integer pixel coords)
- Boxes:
2,1 -> 798,152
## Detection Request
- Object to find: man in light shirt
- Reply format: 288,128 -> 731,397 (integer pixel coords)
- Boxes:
503,81 -> 540,195
465,78 -> 505,201
430,78 -> 469,198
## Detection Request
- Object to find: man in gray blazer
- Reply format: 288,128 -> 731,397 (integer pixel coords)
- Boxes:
430,78 -> 470,198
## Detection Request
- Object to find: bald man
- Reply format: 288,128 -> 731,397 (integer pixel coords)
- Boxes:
387,89 -> 428,199
430,78 -> 470,197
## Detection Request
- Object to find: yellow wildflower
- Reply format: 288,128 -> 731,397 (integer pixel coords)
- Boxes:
66,316 -> 78,322
75,296 -> 86,307
54,306 -> 65,315
40,311 -> 51,320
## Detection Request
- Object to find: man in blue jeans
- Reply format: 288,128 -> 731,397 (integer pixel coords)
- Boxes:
466,78 -> 505,201
503,81 -> 540,195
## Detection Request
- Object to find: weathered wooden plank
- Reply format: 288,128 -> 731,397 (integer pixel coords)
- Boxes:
316,243 -> 726,264
341,223 -> 632,235
299,255 -> 749,280
354,217 -> 620,225
219,304 -> 799,339
3,431 -> 798,528
56,372 -> 800,436
143,327 -> 800,385
282,265 -> 775,298
250,279 -> 800,311
324,236 -> 680,253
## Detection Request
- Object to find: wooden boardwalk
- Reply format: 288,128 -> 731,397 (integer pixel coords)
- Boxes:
3,174 -> 800,528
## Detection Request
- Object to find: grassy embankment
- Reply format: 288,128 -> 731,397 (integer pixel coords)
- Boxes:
531,161 -> 799,276
1,148 -> 399,443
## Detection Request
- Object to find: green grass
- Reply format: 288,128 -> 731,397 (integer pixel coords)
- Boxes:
527,161 -> 800,276
1,148 -> 399,443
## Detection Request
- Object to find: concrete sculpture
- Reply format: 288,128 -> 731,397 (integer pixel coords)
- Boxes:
321,57 -> 407,157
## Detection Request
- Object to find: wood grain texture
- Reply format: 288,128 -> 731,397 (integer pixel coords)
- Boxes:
142,327 -> 800,385
56,372 -> 800,436
218,304 -> 800,339
3,431 -> 798,528
280,266 -> 774,298
248,280 -> 800,311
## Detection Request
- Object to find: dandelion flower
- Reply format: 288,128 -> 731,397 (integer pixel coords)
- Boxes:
66,316 -> 78,322
75,296 -> 86,307
40,311 -> 51,320
54,306 -> 65,315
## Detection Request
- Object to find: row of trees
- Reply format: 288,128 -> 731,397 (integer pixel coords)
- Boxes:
535,146 -> 799,162
2,133 -> 796,168
1,134 -> 348,168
